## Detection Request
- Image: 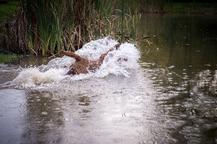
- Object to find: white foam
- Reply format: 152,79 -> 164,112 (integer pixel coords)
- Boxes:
12,37 -> 140,88
13,67 -> 67,87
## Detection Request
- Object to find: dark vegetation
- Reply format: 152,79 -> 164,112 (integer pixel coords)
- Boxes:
1,0 -> 141,56
0,0 -> 217,56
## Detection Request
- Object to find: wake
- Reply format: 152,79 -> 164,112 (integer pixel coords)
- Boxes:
12,37 -> 140,88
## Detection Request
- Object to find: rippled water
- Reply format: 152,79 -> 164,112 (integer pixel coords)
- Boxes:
0,15 -> 217,144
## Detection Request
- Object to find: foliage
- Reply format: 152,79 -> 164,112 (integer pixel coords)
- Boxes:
9,0 -> 141,56
2,0 -> 217,56
0,54 -> 17,63
0,0 -> 18,23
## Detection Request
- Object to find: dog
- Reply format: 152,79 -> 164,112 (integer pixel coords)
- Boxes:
61,43 -> 121,75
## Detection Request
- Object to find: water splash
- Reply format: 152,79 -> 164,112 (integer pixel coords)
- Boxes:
12,37 -> 140,88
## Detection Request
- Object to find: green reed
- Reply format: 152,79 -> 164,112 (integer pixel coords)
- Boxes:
15,0 -> 141,56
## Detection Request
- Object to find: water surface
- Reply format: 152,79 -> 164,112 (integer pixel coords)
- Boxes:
0,15 -> 217,144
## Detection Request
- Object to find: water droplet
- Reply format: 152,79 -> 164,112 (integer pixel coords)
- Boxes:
41,111 -> 48,115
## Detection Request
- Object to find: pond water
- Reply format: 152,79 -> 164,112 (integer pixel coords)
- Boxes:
0,15 -> 217,144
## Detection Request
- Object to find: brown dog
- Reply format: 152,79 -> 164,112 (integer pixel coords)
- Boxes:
61,43 -> 121,75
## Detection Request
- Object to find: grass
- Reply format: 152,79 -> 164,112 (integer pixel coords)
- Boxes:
12,0 -> 141,56
0,0 -> 19,23
0,54 -> 17,63
3,1 -> 217,56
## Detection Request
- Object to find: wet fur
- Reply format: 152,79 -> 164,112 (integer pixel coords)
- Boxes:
62,43 -> 121,75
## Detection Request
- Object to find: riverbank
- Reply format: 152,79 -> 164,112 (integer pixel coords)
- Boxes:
0,1 -> 217,56
139,2 -> 217,15
164,2 -> 217,15
0,54 -> 17,63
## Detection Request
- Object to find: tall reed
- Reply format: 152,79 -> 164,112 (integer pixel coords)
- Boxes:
10,0 -> 141,56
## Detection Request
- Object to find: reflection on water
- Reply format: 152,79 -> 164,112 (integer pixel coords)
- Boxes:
0,15 -> 217,144
2,71 -> 172,144
47,73 -> 168,144
140,15 -> 217,144
0,89 -> 26,144
22,91 -> 64,144
140,15 -> 217,68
